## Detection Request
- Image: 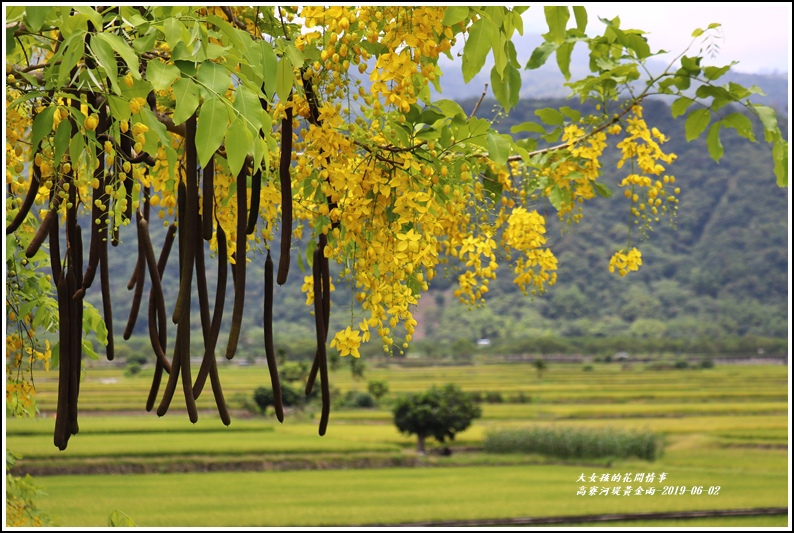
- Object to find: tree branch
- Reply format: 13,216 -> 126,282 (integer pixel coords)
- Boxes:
155,111 -> 186,137
9,64 -> 45,84
220,6 -> 248,31
277,7 -> 290,40
469,83 -> 489,119
354,139 -> 427,154
507,95 -> 644,162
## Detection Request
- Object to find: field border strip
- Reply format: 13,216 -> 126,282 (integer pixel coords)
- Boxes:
363,507 -> 788,527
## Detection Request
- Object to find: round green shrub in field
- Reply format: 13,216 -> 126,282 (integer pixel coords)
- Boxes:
123,362 -> 142,377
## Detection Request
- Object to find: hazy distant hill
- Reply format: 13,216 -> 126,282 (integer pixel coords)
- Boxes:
416,98 -> 788,351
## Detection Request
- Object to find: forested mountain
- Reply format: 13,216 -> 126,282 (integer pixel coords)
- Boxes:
92,97 -> 788,362
413,97 -> 788,356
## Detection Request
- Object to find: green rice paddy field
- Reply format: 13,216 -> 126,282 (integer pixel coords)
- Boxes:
5,361 -> 791,527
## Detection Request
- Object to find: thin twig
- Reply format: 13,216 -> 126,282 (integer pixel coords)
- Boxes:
13,62 -> 50,73
154,110 -> 186,137
9,65 -> 44,84
506,95 -> 645,162
277,7 -> 290,40
469,83 -> 489,119
220,6 -> 248,31
353,139 -> 427,154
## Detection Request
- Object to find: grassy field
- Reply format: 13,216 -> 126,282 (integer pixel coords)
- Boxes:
5,361 -> 790,527
20,361 -> 789,414
34,463 -> 789,527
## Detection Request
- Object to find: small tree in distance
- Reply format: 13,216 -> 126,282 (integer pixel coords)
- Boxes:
367,380 -> 389,402
534,358 -> 547,381
392,384 -> 482,454
253,385 -> 304,415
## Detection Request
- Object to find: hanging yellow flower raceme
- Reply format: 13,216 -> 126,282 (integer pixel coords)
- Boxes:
609,248 -> 643,277
330,326 -> 363,358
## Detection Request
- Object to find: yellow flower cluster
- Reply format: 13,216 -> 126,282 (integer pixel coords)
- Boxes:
6,324 -> 51,417
453,234 -> 498,306
609,248 -> 643,276
616,105 -> 677,174
6,333 -> 51,371
614,105 -> 680,240
503,207 -> 558,295
300,6 -> 455,114
533,124 -> 609,223
330,326 -> 363,358
5,90 -> 33,205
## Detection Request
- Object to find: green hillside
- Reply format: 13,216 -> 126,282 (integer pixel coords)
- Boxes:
414,97 -> 788,355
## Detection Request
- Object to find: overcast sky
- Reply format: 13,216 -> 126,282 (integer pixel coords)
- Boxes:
521,3 -> 791,74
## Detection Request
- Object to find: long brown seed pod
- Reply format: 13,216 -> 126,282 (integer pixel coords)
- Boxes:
48,188 -> 61,285
208,351 -> 231,426
246,92 -> 268,235
72,222 -> 84,313
54,271 -> 71,450
179,308 -> 198,424
194,212 -> 211,342
126,257 -> 142,290
276,105 -> 293,285
66,261 -> 81,436
124,219 -> 147,340
71,225 -> 84,436
6,161 -> 40,235
196,220 -> 231,426
172,114 -> 198,324
306,235 -> 331,396
127,186 -> 151,291
73,222 -> 83,287
79,207 -> 103,295
193,224 -> 227,399
139,215 -> 172,374
156,204 -> 186,416
312,243 -> 331,436
264,250 -> 284,422
144,221 -> 175,409
230,252 -> 237,286
195,225 -> 232,423
156,324 -> 182,417
176,180 -> 187,264
202,156 -> 214,241
191,212 -> 211,398
25,177 -> 65,259
99,207 -> 114,361
146,359 -> 164,412
64,182 -> 86,415
191,211 -> 211,412
26,210 -> 56,259
246,168 -> 262,235
305,353 -> 319,396
225,166 -> 248,360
